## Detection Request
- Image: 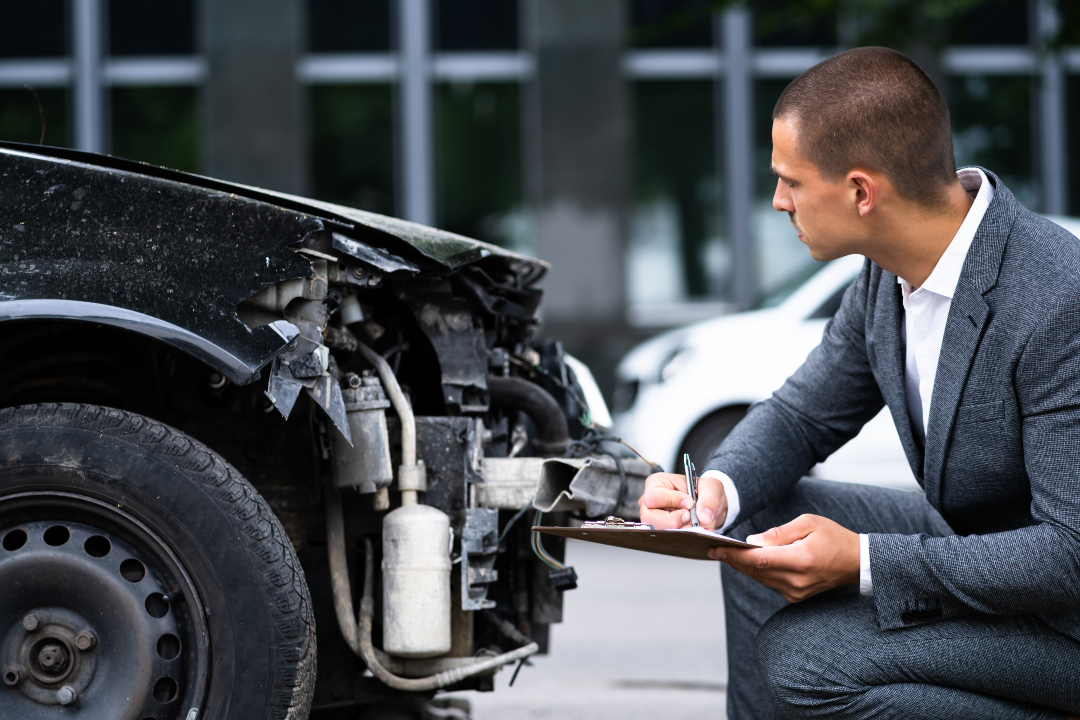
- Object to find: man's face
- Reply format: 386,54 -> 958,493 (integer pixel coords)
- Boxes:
771,117 -> 865,261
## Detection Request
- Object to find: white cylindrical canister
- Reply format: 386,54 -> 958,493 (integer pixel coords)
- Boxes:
381,503 -> 452,657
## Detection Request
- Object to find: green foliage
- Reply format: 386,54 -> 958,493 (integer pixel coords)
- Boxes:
309,84 -> 395,215
110,87 -> 198,172
0,87 -> 67,147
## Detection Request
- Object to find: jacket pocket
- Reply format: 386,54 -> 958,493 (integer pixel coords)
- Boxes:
955,400 -> 1004,425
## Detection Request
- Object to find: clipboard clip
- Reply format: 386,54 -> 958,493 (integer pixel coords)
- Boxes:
580,516 -> 654,529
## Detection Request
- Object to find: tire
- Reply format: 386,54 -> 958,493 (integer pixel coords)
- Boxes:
677,406 -> 748,474
0,403 -> 315,720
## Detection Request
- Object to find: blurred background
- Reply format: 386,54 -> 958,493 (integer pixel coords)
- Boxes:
1,0 -> 1078,401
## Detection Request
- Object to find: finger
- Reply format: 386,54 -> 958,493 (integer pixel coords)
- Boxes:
640,507 -> 692,530
747,513 -> 821,547
694,476 -> 726,530
639,486 -> 694,512
644,472 -> 688,493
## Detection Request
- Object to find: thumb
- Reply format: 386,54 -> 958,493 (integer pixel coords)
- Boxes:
746,514 -> 819,547
694,476 -> 726,530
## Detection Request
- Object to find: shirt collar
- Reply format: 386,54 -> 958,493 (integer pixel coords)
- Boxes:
896,167 -> 995,299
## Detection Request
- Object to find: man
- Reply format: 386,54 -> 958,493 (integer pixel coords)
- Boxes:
640,47 -> 1080,719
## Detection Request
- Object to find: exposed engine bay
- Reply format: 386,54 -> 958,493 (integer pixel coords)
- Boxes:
0,141 -> 652,718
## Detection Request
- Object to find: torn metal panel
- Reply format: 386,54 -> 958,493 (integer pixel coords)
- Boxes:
0,147 -> 318,384
397,281 -> 489,412
305,374 -> 352,444
331,233 -> 419,275
532,456 -> 652,519
475,458 -> 546,509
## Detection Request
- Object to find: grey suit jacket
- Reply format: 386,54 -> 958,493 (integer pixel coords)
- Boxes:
707,169 -> 1080,641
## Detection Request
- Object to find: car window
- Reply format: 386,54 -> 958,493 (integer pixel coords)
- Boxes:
752,261 -> 828,310
807,282 -> 851,319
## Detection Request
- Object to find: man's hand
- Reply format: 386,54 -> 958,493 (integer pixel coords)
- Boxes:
708,514 -> 860,603
638,472 -> 727,530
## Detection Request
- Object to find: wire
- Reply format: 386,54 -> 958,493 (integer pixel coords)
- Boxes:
531,511 -> 565,571
566,428 -> 664,519
499,498 -> 535,544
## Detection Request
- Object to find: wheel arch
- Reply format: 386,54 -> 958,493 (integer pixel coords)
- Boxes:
675,403 -> 752,471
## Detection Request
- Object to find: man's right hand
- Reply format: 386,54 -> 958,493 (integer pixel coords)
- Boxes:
638,471 -> 727,531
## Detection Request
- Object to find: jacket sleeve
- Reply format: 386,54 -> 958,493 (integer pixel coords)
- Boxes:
705,260 -> 887,522
868,293 -> 1080,629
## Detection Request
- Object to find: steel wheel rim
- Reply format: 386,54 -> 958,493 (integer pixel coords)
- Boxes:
0,490 -> 209,720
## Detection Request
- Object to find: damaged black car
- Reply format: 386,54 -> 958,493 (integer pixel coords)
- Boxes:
0,142 -> 653,720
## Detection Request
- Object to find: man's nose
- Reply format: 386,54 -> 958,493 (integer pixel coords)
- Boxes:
772,178 -> 792,212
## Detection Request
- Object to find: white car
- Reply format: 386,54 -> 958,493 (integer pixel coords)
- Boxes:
612,216 -> 1080,492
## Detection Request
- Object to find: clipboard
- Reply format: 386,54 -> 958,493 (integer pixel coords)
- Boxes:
533,521 -> 759,561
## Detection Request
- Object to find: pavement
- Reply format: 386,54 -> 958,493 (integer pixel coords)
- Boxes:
446,538 -> 730,720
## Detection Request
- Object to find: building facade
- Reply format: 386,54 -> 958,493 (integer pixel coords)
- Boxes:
0,0 -> 1076,391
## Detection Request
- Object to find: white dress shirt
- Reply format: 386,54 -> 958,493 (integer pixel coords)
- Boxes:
704,167 -> 994,597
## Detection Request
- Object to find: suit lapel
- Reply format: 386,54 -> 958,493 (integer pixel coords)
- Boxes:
872,272 -> 925,480
923,287 -> 989,506
923,169 -> 1013,507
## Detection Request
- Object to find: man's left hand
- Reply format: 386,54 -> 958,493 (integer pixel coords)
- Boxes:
708,514 -> 860,603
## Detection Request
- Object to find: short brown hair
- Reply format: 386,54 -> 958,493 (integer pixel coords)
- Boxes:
773,46 -> 956,209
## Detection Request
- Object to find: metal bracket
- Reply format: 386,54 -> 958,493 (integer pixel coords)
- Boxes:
460,508 -> 499,611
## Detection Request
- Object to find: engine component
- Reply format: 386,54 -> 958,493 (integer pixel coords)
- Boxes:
381,504 -> 452,657
488,376 -> 570,456
460,509 -> 499,611
533,455 -> 653,518
332,374 -> 394,493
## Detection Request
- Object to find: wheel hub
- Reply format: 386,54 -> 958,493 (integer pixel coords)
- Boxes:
0,493 -> 209,719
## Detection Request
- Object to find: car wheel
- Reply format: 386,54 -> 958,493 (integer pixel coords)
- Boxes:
677,406 -> 748,473
0,403 -> 315,720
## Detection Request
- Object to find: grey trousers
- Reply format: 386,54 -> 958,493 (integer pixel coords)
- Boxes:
722,478 -> 1080,720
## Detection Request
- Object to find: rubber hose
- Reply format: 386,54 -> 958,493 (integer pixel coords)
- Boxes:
357,539 -> 539,691
488,376 -> 570,457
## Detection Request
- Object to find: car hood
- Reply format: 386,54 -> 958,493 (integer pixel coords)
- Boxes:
0,141 -> 547,274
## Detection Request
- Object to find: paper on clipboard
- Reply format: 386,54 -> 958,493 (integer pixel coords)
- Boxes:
533,523 -> 760,561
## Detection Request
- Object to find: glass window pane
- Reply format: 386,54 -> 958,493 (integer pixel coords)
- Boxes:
629,0 -> 714,49
753,79 -> 822,301
754,0 -> 836,48
0,87 -> 68,146
434,0 -> 518,51
308,0 -> 391,53
0,0 -> 66,58
948,75 -> 1034,208
309,84 -> 395,215
110,87 -> 198,172
948,0 -> 1027,45
629,80 -> 721,305
109,0 -> 195,56
435,82 -> 522,249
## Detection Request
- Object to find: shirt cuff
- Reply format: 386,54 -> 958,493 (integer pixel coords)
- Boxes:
701,470 -> 740,533
859,533 -> 873,596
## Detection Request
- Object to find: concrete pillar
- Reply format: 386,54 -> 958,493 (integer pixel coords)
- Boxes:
73,0 -> 104,154
200,0 -> 305,193
525,0 -> 628,329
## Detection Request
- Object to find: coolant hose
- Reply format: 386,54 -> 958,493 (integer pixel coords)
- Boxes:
325,492 -> 539,690
488,376 -> 570,456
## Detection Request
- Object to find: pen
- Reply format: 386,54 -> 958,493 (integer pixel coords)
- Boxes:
683,453 -> 700,528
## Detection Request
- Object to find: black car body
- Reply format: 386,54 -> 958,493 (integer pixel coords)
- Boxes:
0,142 -> 646,720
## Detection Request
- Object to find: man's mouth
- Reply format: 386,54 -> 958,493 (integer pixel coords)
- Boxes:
788,212 -> 803,239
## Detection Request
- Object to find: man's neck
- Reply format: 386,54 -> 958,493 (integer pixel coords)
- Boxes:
864,181 -> 975,289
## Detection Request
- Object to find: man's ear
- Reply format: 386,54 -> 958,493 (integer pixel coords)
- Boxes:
849,171 -> 877,217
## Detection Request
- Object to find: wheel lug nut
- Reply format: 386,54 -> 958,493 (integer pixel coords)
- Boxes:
21,613 -> 40,631
37,644 -> 68,672
2,667 -> 23,686
56,685 -> 77,705
75,631 -> 97,650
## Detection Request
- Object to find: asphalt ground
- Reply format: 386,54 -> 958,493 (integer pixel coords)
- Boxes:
446,538 -> 730,719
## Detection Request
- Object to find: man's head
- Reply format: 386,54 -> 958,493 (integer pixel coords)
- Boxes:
771,47 -> 959,261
